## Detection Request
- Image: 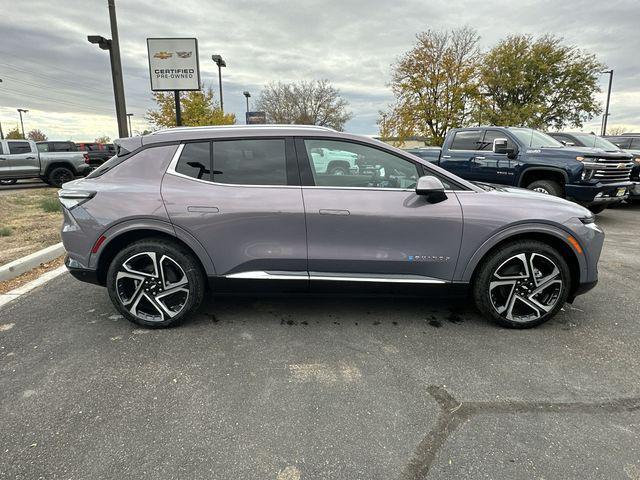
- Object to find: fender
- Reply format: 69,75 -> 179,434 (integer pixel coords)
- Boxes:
88,217 -> 216,275
457,222 -> 587,284
517,166 -> 570,187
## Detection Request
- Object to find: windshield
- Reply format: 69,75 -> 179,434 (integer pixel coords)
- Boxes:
510,128 -> 564,148
570,133 -> 621,150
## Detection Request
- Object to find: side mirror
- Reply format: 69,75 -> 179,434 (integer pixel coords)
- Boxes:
415,175 -> 447,202
493,138 -> 517,158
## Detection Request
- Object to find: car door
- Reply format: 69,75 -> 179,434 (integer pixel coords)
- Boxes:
162,137 -> 308,282
439,129 -> 482,179
470,129 -> 517,185
7,140 -> 39,176
297,137 -> 463,283
0,141 -> 12,177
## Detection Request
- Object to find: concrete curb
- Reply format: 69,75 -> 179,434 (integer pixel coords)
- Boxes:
0,243 -> 65,282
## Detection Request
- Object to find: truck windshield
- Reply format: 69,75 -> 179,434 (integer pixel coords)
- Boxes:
570,133 -> 620,150
510,129 -> 564,149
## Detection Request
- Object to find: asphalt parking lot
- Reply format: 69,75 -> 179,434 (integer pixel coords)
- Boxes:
1,204 -> 639,480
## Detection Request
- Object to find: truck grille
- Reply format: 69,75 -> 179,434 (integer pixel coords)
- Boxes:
589,157 -> 634,182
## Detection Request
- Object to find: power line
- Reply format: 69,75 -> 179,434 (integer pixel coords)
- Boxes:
0,62 -> 112,93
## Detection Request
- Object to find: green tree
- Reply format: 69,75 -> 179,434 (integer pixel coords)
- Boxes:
94,135 -> 111,144
256,80 -> 352,131
27,129 -> 47,142
479,35 -> 604,130
5,126 -> 23,139
383,27 -> 481,145
146,85 -> 235,129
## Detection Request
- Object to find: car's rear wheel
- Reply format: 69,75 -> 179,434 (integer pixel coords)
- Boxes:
106,238 -> 205,328
473,240 -> 570,328
526,179 -> 562,197
47,167 -> 74,188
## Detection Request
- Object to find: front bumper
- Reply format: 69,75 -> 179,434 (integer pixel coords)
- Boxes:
65,255 -> 101,285
565,180 -> 631,206
629,182 -> 640,199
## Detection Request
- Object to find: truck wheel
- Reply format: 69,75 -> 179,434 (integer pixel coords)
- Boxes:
327,162 -> 350,176
473,240 -> 570,329
106,238 -> 205,328
47,167 -> 74,188
0,179 -> 17,185
526,179 -> 562,197
588,204 -> 607,214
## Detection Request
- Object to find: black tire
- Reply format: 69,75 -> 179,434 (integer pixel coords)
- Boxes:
526,179 -> 563,197
327,163 -> 349,176
626,198 -> 640,205
588,204 -> 608,214
0,179 -> 17,185
47,167 -> 74,188
473,240 -> 571,329
106,238 -> 205,328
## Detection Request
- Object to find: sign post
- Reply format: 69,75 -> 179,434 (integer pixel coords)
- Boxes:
147,38 -> 200,127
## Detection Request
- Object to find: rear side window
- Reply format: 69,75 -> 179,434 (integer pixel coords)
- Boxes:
175,142 -> 211,180
213,139 -> 287,186
8,141 -> 32,154
37,143 -> 50,152
53,142 -> 76,152
450,131 -> 481,150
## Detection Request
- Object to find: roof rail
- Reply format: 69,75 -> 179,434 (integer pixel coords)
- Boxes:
150,124 -> 336,135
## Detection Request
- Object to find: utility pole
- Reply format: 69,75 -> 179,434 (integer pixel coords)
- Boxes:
243,91 -> 251,113
88,0 -> 128,138
0,79 -> 3,139
17,109 -> 28,138
601,69 -> 614,136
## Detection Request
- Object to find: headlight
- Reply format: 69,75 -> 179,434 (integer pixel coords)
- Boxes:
58,190 -> 95,210
575,156 -> 585,162
634,157 -> 640,165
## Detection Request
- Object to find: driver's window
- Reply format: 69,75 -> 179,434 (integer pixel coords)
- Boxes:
304,139 -> 419,189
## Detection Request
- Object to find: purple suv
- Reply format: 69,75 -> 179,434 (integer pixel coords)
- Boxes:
59,125 -> 604,328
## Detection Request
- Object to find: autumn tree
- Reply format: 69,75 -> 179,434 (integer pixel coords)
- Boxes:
5,126 -> 23,139
383,27 -> 481,145
26,129 -> 47,141
607,125 -> 629,136
480,35 -> 604,130
256,80 -> 352,131
146,85 -> 235,129
94,135 -> 111,144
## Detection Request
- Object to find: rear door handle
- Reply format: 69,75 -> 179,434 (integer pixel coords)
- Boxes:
319,209 -> 350,216
474,156 -> 485,160
442,155 -> 451,159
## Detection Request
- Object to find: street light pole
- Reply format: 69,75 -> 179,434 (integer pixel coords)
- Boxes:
211,55 -> 226,113
243,91 -> 251,113
87,0 -> 128,138
17,109 -> 28,138
0,78 -> 3,139
601,69 -> 614,136
126,113 -> 133,134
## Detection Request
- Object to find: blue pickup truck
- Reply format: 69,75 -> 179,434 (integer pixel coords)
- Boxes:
407,126 -> 634,213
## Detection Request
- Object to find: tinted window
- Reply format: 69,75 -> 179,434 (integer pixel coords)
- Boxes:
510,129 -> 563,148
304,139 -> 420,189
479,130 -> 515,151
53,142 -> 76,152
37,143 -> 50,152
606,137 -> 631,149
175,142 -> 211,180
450,130 -> 481,150
213,139 -> 287,186
8,141 -> 32,154
630,138 -> 640,149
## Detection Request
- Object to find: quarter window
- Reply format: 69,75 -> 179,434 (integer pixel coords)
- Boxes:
8,141 -> 32,154
304,139 -> 419,189
450,130 -> 481,150
175,142 -> 211,180
213,139 -> 287,186
37,143 -> 50,152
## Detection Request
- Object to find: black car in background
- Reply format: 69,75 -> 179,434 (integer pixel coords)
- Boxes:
548,132 -> 640,204
76,142 -> 116,168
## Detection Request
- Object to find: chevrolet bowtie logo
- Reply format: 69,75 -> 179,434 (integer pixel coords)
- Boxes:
617,163 -> 628,169
153,51 -> 173,59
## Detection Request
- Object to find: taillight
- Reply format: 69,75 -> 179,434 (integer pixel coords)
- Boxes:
84,153 -> 90,164
91,235 -> 107,254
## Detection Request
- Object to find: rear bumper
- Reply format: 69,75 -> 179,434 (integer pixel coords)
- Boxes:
565,181 -> 631,206
65,255 -> 101,286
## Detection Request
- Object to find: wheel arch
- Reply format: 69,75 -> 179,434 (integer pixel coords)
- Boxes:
462,225 -> 585,299
44,161 -> 77,176
91,220 -> 216,286
518,167 -> 569,188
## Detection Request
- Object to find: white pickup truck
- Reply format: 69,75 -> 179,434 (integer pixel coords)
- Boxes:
0,139 -> 91,187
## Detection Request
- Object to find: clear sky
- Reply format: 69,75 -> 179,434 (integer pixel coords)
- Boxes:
0,0 -> 638,141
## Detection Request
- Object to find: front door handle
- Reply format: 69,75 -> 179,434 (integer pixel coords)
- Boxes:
26,156 -> 36,160
442,155 -> 451,159
319,209 -> 350,216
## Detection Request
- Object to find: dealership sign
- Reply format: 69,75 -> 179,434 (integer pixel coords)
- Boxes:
147,38 -> 201,91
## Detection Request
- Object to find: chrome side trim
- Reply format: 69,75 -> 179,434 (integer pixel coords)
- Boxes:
225,271 -> 309,280
224,271 -> 446,284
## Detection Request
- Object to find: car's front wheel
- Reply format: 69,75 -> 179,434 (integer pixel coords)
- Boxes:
106,238 -> 205,328
473,240 -> 571,328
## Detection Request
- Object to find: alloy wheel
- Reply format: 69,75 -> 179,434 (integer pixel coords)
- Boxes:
488,252 -> 563,323
115,252 -> 190,322
532,187 -> 550,194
